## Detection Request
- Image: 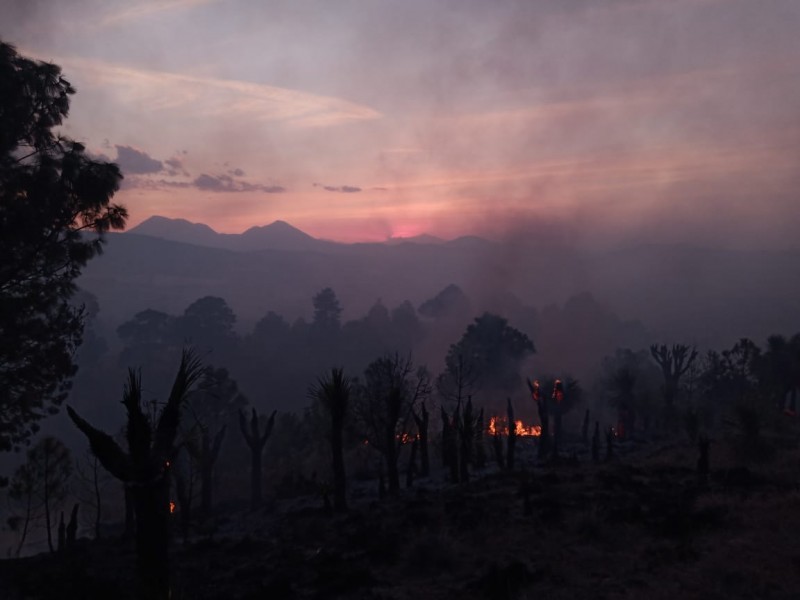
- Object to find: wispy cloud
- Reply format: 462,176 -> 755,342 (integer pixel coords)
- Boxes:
98,0 -> 222,28
313,183 -> 362,193
59,57 -> 381,128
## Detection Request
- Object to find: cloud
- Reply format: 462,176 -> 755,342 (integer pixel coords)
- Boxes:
60,57 -> 381,129
115,144 -> 163,174
164,156 -> 189,177
314,183 -> 362,193
97,0 -> 221,28
193,173 -> 285,193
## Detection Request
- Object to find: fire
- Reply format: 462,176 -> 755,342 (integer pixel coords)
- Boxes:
169,501 -> 176,514
488,416 -> 541,437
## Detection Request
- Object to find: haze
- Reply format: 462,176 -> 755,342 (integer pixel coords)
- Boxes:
3,0 -> 799,247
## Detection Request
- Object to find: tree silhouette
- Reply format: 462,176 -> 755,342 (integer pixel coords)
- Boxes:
447,313 -> 535,393
67,349 -> 202,599
650,344 -> 698,407
7,436 -> 72,555
184,366 -> 246,516
0,41 -> 127,453
310,367 -> 351,511
238,408 -> 276,510
355,353 -> 430,494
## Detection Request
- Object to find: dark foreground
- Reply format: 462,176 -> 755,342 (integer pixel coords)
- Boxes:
3,442 -> 800,600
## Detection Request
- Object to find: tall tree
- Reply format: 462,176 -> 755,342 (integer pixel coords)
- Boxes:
310,367 -> 351,511
447,313 -> 535,394
0,41 -> 127,453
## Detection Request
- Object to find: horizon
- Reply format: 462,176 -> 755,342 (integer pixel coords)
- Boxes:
2,1 -> 800,248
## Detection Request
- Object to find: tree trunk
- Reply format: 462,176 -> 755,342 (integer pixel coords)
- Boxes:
537,401 -> 549,459
250,446 -> 262,511
44,452 -> 53,553
331,415 -> 347,511
94,461 -> 102,539
386,440 -> 400,495
200,433 -> 213,516
124,486 -> 135,540
132,478 -> 171,600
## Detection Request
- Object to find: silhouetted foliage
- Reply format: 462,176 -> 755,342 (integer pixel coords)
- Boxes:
0,41 -> 127,452
310,367 -> 351,511
67,349 -> 202,599
448,313 -> 535,393
7,436 -> 72,555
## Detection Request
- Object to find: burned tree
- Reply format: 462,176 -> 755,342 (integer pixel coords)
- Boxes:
506,398 -> 517,470
412,401 -> 430,477
185,366 -> 246,517
552,381 -> 565,456
458,398 -> 477,482
650,344 -> 698,407
441,406 -> 459,482
238,408 -> 277,511
355,354 -> 430,495
67,350 -> 202,599
527,378 -> 549,459
310,367 -> 351,512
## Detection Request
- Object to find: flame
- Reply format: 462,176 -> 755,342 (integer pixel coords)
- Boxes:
488,416 -> 541,437
169,501 -> 176,514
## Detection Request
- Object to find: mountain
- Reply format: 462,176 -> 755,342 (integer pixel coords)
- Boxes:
127,216 -> 326,252
385,234 -> 446,246
127,216 -> 221,248
127,215 -> 491,252
236,220 -> 322,252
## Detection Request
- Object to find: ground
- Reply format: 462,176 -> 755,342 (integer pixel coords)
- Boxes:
2,438 -> 800,599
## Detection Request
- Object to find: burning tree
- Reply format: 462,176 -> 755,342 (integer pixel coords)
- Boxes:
310,367 -> 351,512
354,353 -> 430,495
527,378 -> 548,458
67,349 -> 202,599
238,407 -> 277,511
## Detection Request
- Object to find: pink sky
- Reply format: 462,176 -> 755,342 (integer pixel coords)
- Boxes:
3,0 -> 800,246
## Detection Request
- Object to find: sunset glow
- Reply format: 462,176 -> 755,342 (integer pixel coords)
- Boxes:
4,0 -> 799,248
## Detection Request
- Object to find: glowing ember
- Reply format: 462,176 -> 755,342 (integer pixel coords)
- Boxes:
169,501 -> 176,514
488,416 -> 541,437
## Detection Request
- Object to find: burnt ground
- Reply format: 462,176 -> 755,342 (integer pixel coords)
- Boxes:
3,439 -> 800,600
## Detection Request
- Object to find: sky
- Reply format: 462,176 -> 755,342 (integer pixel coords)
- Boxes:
2,0 -> 800,245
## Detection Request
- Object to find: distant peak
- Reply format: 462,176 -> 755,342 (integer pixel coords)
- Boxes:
129,215 -> 218,234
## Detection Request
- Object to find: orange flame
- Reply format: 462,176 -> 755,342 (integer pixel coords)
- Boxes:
169,501 -> 176,514
488,416 -> 541,437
